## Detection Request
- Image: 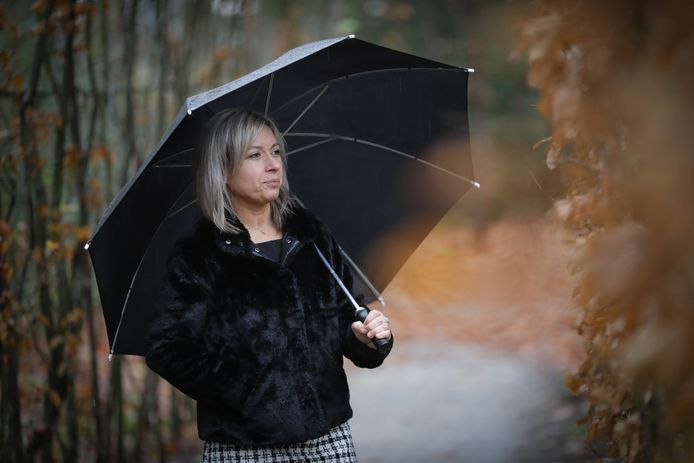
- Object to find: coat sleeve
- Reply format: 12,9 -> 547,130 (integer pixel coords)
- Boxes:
144,244 -> 242,404
322,233 -> 394,368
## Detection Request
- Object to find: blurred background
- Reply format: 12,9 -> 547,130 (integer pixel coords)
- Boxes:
8,0 -> 692,462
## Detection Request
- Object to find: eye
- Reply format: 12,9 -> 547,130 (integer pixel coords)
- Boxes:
247,152 -> 261,159
272,148 -> 281,156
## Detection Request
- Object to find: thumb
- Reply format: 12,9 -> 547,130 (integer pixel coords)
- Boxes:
351,321 -> 365,335
351,321 -> 370,344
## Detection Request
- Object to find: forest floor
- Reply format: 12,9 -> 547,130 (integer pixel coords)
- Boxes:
347,219 -> 591,462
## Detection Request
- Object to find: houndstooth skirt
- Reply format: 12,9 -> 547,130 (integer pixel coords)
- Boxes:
201,421 -> 358,463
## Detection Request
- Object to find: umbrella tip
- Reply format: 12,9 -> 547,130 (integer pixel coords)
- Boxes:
108,353 -> 113,363
187,109 -> 192,115
84,241 -> 91,250
348,34 -> 356,39
378,296 -> 386,307
472,181 -> 481,189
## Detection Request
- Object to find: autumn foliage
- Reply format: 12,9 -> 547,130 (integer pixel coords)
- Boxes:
520,0 -> 694,460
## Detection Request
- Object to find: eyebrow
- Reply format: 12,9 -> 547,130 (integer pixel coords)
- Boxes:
248,143 -> 280,150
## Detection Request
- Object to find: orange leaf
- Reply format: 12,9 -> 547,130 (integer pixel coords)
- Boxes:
11,73 -> 24,90
213,46 -> 231,61
63,145 -> 79,167
90,146 -> 111,161
74,226 -> 91,242
0,220 -> 12,239
31,0 -> 50,14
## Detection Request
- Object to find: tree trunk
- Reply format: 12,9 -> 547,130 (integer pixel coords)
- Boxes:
1,342 -> 5,463
173,1 -> 202,106
35,1 -> 83,461
16,2 -> 57,461
169,388 -> 181,452
118,0 -> 140,187
82,5 -> 106,463
155,0 -> 170,138
0,176 -> 23,463
0,341 -> 23,463
60,4 -> 81,462
154,394 -> 167,463
100,0 -> 114,201
131,369 -> 159,462
64,375 -> 78,463
107,356 -> 125,463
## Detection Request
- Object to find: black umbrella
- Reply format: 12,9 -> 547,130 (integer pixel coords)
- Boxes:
86,35 -> 477,358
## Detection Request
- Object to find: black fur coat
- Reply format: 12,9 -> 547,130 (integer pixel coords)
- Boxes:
145,206 -> 392,446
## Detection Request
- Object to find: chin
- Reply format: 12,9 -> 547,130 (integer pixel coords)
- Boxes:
261,193 -> 280,204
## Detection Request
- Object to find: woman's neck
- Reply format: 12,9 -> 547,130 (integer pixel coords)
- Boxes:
235,204 -> 272,230
233,203 -> 281,241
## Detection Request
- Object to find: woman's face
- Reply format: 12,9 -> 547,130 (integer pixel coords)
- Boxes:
226,125 -> 283,209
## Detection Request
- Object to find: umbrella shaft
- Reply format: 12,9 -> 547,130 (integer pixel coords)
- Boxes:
340,248 -> 385,306
312,243 -> 360,313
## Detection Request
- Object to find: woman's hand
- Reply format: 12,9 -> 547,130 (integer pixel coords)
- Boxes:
352,309 -> 392,350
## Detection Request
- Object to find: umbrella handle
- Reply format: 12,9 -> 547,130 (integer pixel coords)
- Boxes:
355,307 -> 392,354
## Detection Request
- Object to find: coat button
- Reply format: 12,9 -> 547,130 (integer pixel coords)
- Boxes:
286,238 -> 291,243
225,239 -> 231,245
254,247 -> 260,253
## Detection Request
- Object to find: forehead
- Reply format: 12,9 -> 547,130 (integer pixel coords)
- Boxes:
249,125 -> 279,148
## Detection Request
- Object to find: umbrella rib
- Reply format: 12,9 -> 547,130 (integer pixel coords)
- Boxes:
264,73 -> 274,117
109,254 -> 145,360
108,183 -> 198,358
281,85 -> 329,138
285,132 -> 480,188
285,137 -> 335,156
150,147 -> 195,167
416,154 -> 479,187
168,198 -> 198,218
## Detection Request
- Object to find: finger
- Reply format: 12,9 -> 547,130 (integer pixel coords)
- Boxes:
365,316 -> 388,332
362,309 -> 382,326
367,323 -> 391,340
364,315 -> 389,333
352,321 -> 378,347
353,321 -> 375,340
352,321 -> 366,335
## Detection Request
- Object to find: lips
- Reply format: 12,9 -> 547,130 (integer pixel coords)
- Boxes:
264,179 -> 281,187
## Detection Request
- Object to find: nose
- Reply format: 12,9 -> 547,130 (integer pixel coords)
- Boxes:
266,153 -> 281,171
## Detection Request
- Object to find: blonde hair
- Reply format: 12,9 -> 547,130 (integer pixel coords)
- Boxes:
196,109 -> 296,234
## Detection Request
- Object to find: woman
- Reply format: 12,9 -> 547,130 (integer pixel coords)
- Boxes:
145,109 -> 393,462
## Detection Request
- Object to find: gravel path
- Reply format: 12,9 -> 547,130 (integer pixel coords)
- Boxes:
346,340 -> 588,463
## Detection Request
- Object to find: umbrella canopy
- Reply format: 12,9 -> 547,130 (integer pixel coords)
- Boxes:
87,35 -> 476,357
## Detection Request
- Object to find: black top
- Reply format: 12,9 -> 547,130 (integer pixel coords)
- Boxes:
254,238 -> 283,263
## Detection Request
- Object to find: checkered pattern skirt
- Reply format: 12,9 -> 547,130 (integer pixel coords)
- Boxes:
201,421 -> 358,463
